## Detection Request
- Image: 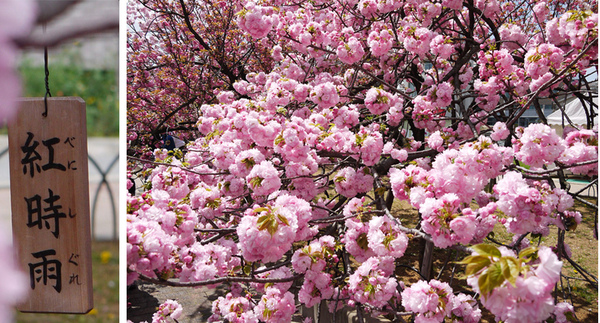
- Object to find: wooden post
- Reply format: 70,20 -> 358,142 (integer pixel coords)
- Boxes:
8,97 -> 93,313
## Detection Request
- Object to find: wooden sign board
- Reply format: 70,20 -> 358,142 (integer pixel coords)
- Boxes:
8,97 -> 93,313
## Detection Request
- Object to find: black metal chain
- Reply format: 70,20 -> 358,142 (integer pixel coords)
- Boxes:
43,46 -> 51,117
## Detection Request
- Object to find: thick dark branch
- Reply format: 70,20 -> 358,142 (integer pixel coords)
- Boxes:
127,156 -> 229,176
153,95 -> 201,139
136,272 -> 302,287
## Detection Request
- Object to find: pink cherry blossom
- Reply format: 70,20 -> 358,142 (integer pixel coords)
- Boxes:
237,2 -> 275,39
401,279 -> 453,322
348,257 -> 398,308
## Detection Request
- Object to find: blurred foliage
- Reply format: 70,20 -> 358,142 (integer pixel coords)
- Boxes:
17,61 -> 118,137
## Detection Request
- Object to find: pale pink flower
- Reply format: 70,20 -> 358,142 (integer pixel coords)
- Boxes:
364,87 -> 396,115
310,82 -> 340,109
152,300 -> 183,323
348,257 -> 398,308
0,230 -> 28,323
553,302 -> 575,323
401,279 -> 453,322
491,122 -> 509,141
237,2 -> 275,39
246,160 -> 281,196
254,287 -> 296,323
337,37 -> 365,64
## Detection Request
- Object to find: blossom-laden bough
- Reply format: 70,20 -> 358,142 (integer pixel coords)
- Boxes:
127,0 -> 598,322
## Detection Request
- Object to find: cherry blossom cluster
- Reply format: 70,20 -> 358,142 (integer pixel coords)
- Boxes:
391,136 -> 513,208
494,171 -> 580,235
513,123 -> 567,168
466,246 -> 564,323
254,287 -> 296,323
209,291 -> 259,323
292,236 -> 337,307
341,197 -> 408,262
208,283 -> 296,323
237,194 -> 315,263
558,128 -> 598,176
419,193 -> 478,248
347,256 -> 398,309
151,300 -> 183,323
334,167 -> 374,198
236,2 -> 276,39
127,0 -> 598,321
401,279 -> 481,323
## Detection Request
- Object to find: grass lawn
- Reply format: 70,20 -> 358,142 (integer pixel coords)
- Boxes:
15,240 -> 119,323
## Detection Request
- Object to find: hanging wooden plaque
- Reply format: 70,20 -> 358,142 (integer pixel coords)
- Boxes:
8,97 -> 93,313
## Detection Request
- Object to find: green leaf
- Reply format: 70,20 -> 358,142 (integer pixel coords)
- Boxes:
531,233 -> 543,241
487,262 -> 503,280
263,308 -> 273,320
257,214 -> 279,236
382,234 -> 395,249
241,157 -> 256,168
506,257 -> 520,283
249,176 -> 264,188
479,262 -> 504,298
456,255 -> 478,265
243,264 -> 252,275
268,219 -> 279,236
488,262 -> 505,292
355,132 -> 368,146
205,198 -> 221,209
375,92 -> 389,104
463,255 -> 492,276
499,257 -> 519,286
236,8 -> 249,17
518,246 -> 538,262
478,272 -> 491,299
472,244 -> 502,258
274,134 -> 285,146
277,214 -> 289,226
364,282 -> 376,296
253,207 -> 269,214
257,214 -> 271,228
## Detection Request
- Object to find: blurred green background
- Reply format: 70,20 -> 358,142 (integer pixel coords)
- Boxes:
18,60 -> 119,137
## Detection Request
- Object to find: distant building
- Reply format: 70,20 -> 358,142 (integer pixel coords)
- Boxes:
517,101 -> 555,127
